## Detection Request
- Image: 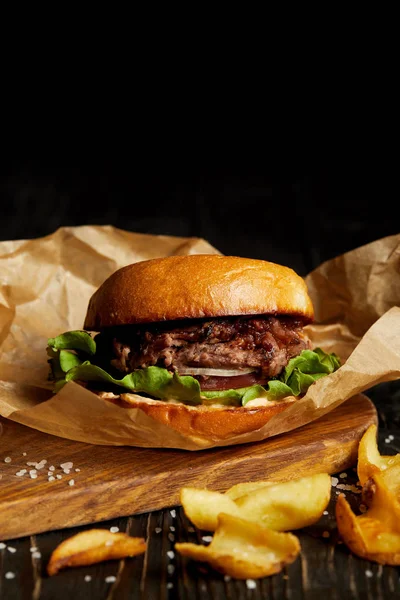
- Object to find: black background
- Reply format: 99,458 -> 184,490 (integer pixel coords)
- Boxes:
1,158 -> 398,276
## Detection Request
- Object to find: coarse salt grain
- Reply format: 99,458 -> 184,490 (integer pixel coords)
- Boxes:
4,457 -> 11,463
22,452 -> 27,456
5,572 -> 15,579
7,547 -> 16,553
30,473 -> 37,479
48,476 -> 55,482
169,526 -> 175,532
323,510 -> 329,515
68,479 -> 75,486
30,547 -> 38,553
84,575 -> 92,582
170,509 -> 176,518
339,472 -> 348,478
168,533 -> 175,542
26,462 -> 36,466
60,462 -> 73,470
15,470 -> 26,477
110,527 -> 119,533
63,469 -> 71,474
56,475 -> 62,480
0,542 -> 6,549
365,570 -> 373,578
202,536 -> 213,543
167,550 -> 175,559
385,438 -> 390,444
29,470 -> 37,475
389,435 -> 394,440
246,579 -> 257,589
32,552 -> 41,559
75,468 -> 80,472
224,575 -> 231,582
105,576 -> 116,583
167,564 -> 175,575
331,477 -> 339,487
167,582 -> 174,589
155,527 -> 162,534
49,466 -> 55,471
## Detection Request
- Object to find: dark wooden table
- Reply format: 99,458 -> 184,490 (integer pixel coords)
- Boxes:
1,381 -> 400,599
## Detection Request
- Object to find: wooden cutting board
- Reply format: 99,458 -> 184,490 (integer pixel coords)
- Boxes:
0,393 -> 377,541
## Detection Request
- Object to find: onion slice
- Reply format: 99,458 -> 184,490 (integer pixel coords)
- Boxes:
177,367 -> 256,377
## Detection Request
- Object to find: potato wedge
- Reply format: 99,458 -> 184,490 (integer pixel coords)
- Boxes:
336,473 -> 400,565
234,473 -> 331,531
180,487 -> 242,531
357,424 -> 400,485
47,529 -> 147,576
175,513 -> 300,579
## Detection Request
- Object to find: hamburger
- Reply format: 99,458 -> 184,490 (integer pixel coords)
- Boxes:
47,255 -> 340,443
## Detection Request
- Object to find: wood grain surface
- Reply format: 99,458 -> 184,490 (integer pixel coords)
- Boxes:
0,394 -> 377,542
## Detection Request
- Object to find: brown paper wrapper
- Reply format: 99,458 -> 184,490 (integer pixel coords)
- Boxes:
1,227 -> 400,450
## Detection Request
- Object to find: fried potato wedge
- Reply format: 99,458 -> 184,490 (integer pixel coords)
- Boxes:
234,473 -> 331,531
181,474 -> 330,533
180,488 -> 242,531
47,529 -> 147,576
357,424 -> 400,486
175,513 -> 300,579
336,473 -> 400,565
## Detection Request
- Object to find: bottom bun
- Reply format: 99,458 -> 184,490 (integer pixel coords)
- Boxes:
97,392 -> 296,443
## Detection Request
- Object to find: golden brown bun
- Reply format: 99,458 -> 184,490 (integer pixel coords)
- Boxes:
84,255 -> 314,329
101,392 -> 295,443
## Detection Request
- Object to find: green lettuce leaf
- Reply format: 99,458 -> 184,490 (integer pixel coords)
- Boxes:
47,330 -> 340,407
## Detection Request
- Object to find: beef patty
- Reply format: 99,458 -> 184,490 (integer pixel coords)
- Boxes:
94,315 -> 310,390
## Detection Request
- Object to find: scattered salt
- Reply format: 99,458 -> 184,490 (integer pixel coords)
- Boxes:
56,475 -> 62,480
30,473 -> 37,479
29,470 -> 37,476
169,526 -> 175,532
75,468 -> 80,472
202,536 -> 213,543
32,551 -> 41,559
68,479 -> 75,486
110,527 -> 119,533
365,569 -> 373,578
7,547 -> 16,553
4,457 -> 11,463
323,510 -> 329,515
167,550 -> 175,559
385,438 -> 390,444
331,477 -> 339,487
0,542 -> 6,549
105,576 -> 116,583
15,470 -> 26,477
167,582 -> 174,589
167,564 -> 175,575
170,509 -> 176,518
155,527 -> 162,534
30,547 -> 38,553
22,452 -> 27,456
389,435 -> 394,441
168,533 -> 175,542
48,476 -> 55,482
26,462 -> 37,467
5,572 -> 15,579
224,575 -> 231,582
339,472 -> 348,478
63,469 -> 71,474
246,579 -> 257,589
49,466 -> 55,471
84,575 -> 92,582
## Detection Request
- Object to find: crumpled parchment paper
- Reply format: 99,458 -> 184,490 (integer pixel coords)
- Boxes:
1,226 -> 400,450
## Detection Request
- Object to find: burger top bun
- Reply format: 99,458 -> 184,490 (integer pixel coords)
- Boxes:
84,255 -> 314,330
